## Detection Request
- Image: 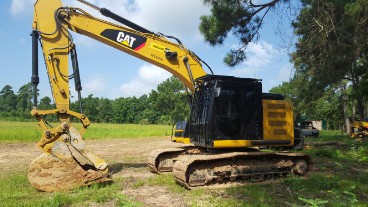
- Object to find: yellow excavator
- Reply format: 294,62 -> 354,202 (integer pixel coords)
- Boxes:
30,0 -> 310,192
349,117 -> 368,141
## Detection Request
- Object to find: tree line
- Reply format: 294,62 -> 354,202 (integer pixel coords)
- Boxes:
2,0 -> 367,130
200,0 -> 368,130
0,76 -> 190,124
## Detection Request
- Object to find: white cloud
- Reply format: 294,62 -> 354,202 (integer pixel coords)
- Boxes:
265,63 -> 293,90
64,0 -> 210,46
229,41 -> 281,79
131,0 -> 210,41
229,68 -> 257,78
73,34 -> 99,48
119,64 -> 171,97
12,0 -> 211,41
277,64 -> 293,82
244,41 -> 279,68
83,75 -> 107,95
10,0 -> 33,17
262,62 -> 294,92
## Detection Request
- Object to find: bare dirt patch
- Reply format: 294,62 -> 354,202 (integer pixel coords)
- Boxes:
122,185 -> 187,207
0,136 -> 187,206
0,143 -> 38,175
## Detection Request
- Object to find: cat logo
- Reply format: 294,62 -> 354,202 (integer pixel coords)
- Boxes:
116,32 -> 136,47
100,29 -> 147,51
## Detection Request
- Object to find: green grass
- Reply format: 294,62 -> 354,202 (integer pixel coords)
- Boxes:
143,174 -> 186,194
281,173 -> 364,207
0,174 -> 140,207
1,122 -> 367,206
306,130 -> 352,142
83,123 -> 171,139
0,121 -> 172,142
0,121 -> 41,142
126,131 -> 368,207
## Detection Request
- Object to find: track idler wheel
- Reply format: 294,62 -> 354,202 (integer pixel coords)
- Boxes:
292,159 -> 308,175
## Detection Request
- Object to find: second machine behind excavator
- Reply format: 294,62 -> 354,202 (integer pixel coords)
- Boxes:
30,0 -> 311,191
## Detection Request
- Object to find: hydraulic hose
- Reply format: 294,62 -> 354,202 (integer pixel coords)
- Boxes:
31,30 -> 39,107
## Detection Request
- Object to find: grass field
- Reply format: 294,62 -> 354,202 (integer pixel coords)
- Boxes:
0,121 -> 172,142
0,121 -> 367,206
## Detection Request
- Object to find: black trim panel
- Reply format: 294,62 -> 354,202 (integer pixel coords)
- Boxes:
251,140 -> 291,145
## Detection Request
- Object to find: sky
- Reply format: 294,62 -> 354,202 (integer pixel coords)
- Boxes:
0,0 -> 296,101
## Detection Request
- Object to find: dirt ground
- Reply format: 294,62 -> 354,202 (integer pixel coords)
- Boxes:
0,136 -> 187,207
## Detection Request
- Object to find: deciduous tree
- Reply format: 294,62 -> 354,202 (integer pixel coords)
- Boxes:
0,85 -> 17,116
292,0 -> 368,131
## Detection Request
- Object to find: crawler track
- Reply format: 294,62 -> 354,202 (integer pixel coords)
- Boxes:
148,146 -> 311,188
173,151 -> 310,188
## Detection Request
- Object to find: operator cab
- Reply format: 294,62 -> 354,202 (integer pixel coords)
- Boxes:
189,75 -> 263,148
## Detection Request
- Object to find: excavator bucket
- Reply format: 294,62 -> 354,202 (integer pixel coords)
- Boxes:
28,126 -> 109,192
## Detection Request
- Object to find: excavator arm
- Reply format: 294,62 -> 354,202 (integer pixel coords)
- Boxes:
30,0 -> 207,192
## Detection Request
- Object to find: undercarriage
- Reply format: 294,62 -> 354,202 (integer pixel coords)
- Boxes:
148,146 -> 311,188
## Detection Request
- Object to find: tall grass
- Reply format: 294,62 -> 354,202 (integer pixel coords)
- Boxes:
83,123 -> 172,139
0,121 -> 41,142
1,123 -> 367,206
0,121 -> 172,142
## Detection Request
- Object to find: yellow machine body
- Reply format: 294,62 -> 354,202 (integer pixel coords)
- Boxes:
350,117 -> 368,140
212,99 -> 294,148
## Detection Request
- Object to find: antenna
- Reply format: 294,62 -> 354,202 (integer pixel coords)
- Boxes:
253,63 -> 257,79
